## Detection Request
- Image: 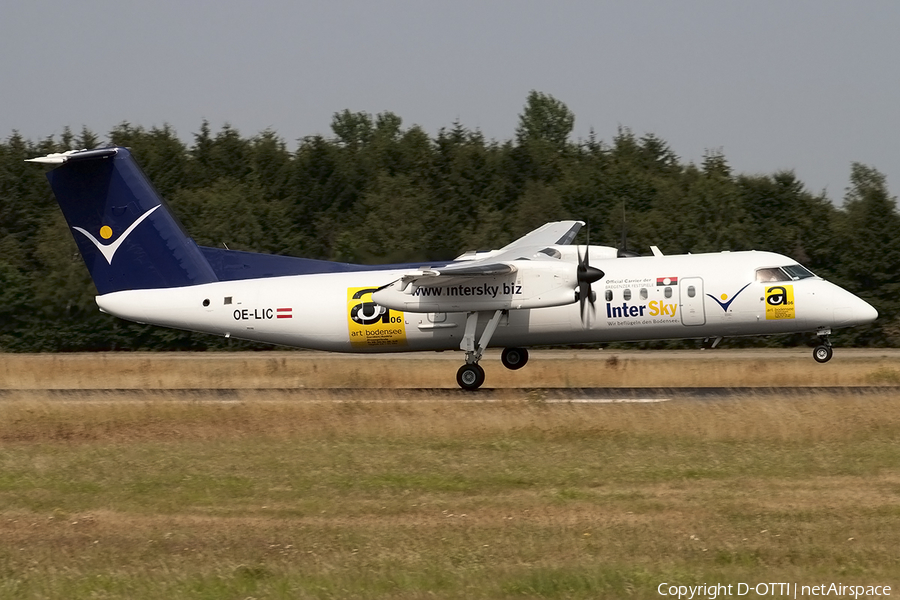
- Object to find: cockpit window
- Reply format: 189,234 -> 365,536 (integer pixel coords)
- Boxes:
782,264 -> 815,280
755,264 -> 816,283
755,267 -> 790,283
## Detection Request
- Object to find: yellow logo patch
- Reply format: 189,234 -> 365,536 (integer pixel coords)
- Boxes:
347,287 -> 407,348
765,285 -> 795,320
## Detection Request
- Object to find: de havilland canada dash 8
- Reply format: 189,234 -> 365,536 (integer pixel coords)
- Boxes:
28,147 -> 877,389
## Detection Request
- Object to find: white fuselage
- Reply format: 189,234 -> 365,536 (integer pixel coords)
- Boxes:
95,248 -> 877,353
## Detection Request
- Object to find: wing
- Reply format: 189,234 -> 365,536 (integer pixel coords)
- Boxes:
496,220 -> 583,253
434,220 -> 583,276
380,220 -> 583,293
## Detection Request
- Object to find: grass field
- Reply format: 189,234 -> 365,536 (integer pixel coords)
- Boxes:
1,352 -> 899,598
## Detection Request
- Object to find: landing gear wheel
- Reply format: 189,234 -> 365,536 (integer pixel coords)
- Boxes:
813,345 -> 833,363
501,347 -> 529,370
457,363 -> 486,390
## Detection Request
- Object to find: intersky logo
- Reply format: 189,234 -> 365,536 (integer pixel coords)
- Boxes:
72,205 -> 161,265
707,282 -> 752,312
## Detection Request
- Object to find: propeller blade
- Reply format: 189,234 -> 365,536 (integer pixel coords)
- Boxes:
576,226 -> 603,324
586,221 -> 591,263
579,279 -> 590,320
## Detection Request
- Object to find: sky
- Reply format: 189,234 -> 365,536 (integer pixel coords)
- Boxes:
1,1 -> 898,203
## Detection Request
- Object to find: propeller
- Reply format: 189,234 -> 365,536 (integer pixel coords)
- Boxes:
576,224 -> 604,322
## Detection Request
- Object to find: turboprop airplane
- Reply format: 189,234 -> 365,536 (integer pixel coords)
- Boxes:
28,147 -> 878,389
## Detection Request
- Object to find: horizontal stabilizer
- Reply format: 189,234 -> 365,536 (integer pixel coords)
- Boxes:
25,148 -> 119,164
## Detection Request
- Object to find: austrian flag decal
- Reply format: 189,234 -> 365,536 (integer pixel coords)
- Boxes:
656,277 -> 678,286
276,308 -> 292,319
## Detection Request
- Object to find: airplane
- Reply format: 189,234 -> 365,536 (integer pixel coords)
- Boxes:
27,147 -> 878,389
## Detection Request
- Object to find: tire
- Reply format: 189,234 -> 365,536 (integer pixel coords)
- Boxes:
813,345 -> 833,363
501,347 -> 529,370
456,363 -> 486,390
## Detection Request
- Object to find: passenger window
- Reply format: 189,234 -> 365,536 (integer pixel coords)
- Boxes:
664,287 -> 672,299
687,286 -> 696,298
623,289 -> 632,301
640,288 -> 648,300
605,290 -> 613,302
755,268 -> 790,282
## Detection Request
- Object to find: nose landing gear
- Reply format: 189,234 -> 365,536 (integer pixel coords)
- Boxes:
813,329 -> 833,363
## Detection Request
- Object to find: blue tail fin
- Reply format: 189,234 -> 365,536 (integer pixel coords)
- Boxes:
29,147 -> 217,294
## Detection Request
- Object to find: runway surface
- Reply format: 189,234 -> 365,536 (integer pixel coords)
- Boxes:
5,349 -> 899,392
2,386 -> 899,403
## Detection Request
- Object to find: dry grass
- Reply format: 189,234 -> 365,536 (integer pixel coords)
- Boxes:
2,348 -> 900,389
1,352 -> 900,598
0,389 -> 898,444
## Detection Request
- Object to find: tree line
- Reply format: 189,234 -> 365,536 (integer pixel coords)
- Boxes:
0,91 -> 897,351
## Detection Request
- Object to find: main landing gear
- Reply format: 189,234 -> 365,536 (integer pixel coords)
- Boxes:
456,363 -> 485,389
813,328 -> 833,363
501,347 -> 529,370
455,311 -> 530,390
455,310 -> 502,391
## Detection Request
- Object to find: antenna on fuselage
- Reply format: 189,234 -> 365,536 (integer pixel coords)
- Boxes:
617,199 -> 641,258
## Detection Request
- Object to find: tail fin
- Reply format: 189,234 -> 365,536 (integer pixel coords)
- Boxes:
28,147 -> 217,294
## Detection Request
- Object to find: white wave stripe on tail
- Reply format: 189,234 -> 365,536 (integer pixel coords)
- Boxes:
72,205 -> 161,265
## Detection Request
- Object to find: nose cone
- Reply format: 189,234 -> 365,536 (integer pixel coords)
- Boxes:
833,289 -> 878,328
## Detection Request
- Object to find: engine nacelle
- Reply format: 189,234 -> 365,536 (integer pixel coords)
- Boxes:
372,260 -> 578,313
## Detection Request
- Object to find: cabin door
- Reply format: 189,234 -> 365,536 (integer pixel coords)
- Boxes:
680,277 -> 706,326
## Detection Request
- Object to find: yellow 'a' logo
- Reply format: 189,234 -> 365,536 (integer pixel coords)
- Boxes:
765,285 -> 795,320
347,287 -> 407,348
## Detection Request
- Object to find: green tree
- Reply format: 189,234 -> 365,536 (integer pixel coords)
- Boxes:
737,171 -> 835,271
75,126 -> 100,150
0,261 -> 30,349
331,110 -> 374,148
172,179 -> 267,252
643,163 -> 749,254
832,164 -> 900,345
515,91 -> 575,149
432,124 -> 513,256
337,174 -> 435,263
0,133 -> 58,268
109,123 -> 188,200
187,123 -> 251,186
512,92 -> 576,186
512,180 -> 565,236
